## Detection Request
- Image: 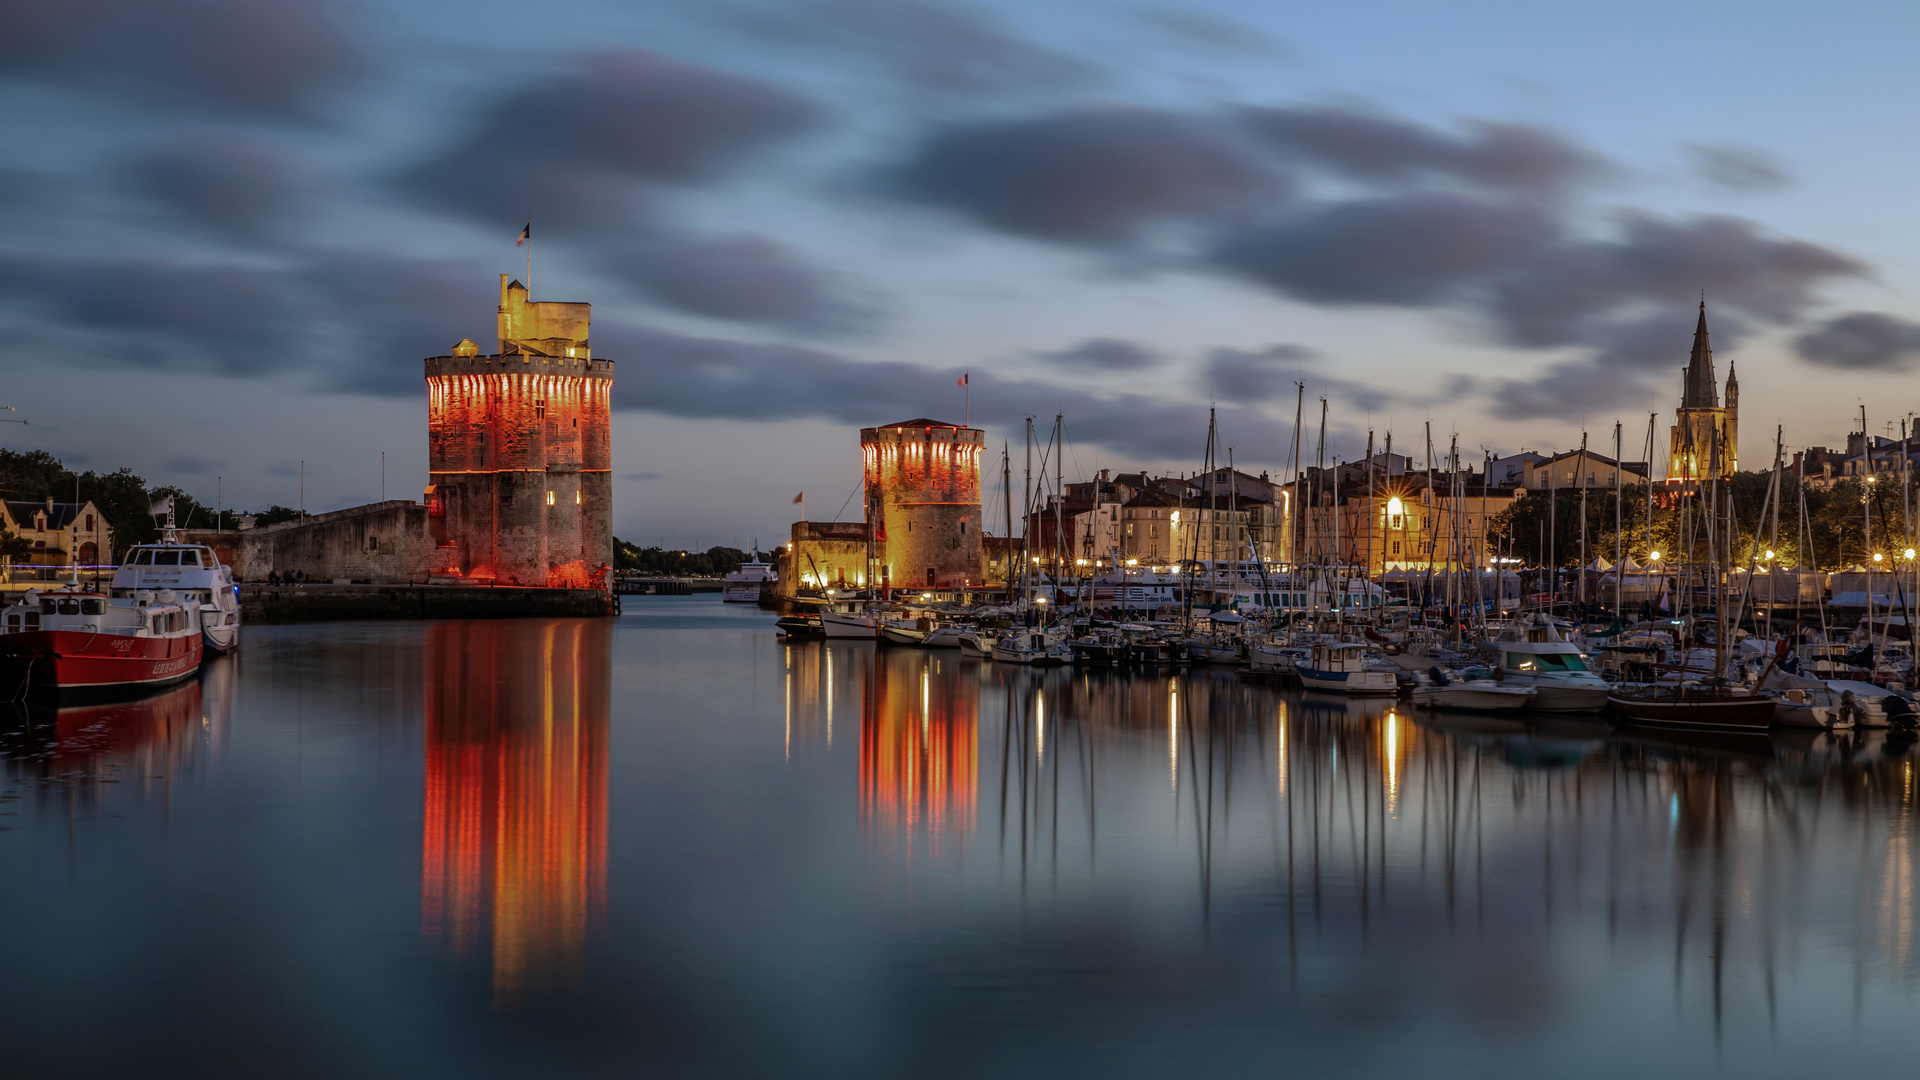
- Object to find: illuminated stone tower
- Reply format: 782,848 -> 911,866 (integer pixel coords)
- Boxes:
862,419 -> 984,591
1668,301 -> 1737,482
423,276 -> 614,587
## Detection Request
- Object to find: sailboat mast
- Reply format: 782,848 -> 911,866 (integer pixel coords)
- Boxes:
1613,420 -> 1623,623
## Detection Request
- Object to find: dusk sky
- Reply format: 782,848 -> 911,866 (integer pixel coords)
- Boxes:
6,0 -> 1920,547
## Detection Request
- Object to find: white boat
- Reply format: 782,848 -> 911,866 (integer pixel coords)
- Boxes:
114,538 -> 242,654
1762,670 -> 1899,728
1296,642 -> 1399,695
1411,680 -> 1536,712
1486,617 -> 1611,712
958,630 -> 994,657
990,628 -> 1071,666
722,559 -> 776,603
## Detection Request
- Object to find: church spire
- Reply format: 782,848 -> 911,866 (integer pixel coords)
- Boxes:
1682,300 -> 1717,409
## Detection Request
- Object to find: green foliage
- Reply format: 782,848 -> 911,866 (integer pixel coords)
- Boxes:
252,506 -> 304,527
1486,471 -> 1917,571
612,539 -> 763,577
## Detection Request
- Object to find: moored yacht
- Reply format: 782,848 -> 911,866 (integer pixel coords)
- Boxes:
0,585 -> 204,693
114,539 -> 242,654
722,559 -> 776,603
1485,617 -> 1611,712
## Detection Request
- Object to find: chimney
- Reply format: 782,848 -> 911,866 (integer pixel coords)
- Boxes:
1098,468 -> 1109,483
45,495 -> 54,514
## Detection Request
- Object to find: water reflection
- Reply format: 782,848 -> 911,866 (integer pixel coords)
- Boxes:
0,655 -> 236,788
857,651 -> 977,853
777,650 -> 1920,1037
421,620 -> 610,1002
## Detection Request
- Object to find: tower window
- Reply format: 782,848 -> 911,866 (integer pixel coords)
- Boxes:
576,491 -> 582,505
546,490 -> 556,506
535,399 -> 547,419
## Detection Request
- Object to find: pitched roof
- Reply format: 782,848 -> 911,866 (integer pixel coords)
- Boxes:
1681,301 -> 1718,409
5,501 -> 87,530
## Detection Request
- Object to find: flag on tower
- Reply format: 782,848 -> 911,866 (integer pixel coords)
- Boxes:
517,222 -> 531,246
957,372 -> 968,387
793,492 -> 804,504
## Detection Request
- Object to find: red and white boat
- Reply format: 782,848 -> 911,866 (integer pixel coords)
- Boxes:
0,584 -> 204,694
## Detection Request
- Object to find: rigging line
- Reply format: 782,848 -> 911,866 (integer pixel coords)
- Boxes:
832,477 -> 863,523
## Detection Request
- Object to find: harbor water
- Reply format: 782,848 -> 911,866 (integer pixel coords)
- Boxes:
1,597 -> 1916,1077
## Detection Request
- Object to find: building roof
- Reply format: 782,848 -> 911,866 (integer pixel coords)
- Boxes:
874,418 -> 967,430
5,501 -> 88,529
1123,489 -> 1184,509
1682,301 -> 1718,409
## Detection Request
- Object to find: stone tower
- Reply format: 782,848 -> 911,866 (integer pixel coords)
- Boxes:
861,419 -> 985,592
423,276 -> 614,587
1668,301 -> 1737,481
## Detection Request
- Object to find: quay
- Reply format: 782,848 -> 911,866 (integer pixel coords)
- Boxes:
240,582 -> 616,624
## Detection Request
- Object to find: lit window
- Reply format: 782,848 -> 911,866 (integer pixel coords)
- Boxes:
575,491 -> 582,505
546,490 -> 556,506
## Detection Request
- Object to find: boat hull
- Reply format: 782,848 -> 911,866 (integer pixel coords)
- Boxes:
1413,685 -> 1535,712
1518,682 -> 1610,713
1606,688 -> 1776,730
819,612 -> 876,639
0,628 -> 202,691
1297,667 -> 1399,695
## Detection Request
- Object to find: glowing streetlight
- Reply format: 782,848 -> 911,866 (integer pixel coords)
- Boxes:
1764,549 -> 1775,561
1649,551 -> 1662,561
1906,549 -> 1917,561
1874,553 -> 1885,563
1126,558 -> 1138,566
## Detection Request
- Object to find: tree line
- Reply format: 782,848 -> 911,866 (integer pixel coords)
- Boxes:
1486,472 -> 1914,571
612,540 -> 772,577
0,448 -> 304,560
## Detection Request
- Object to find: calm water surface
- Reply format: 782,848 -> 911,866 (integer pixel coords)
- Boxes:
2,597 -> 1917,1077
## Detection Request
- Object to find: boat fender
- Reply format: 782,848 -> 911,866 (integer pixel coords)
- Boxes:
1491,665 -> 1505,682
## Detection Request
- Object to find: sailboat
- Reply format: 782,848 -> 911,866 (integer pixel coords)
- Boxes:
1606,414 -> 1775,730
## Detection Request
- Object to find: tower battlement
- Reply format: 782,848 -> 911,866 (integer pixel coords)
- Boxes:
862,419 -> 985,591
424,281 -> 614,588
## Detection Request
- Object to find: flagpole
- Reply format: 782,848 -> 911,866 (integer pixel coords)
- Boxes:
526,217 -> 532,294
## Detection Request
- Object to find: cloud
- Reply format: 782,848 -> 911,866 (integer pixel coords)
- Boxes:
1035,338 -> 1163,372
1131,9 -> 1284,56
595,227 -> 881,335
1202,344 -> 1316,401
603,324 -> 1292,461
300,253 -> 498,395
0,256 -> 305,376
883,108 -> 1278,242
1488,214 -> 1862,349
1689,144 -> 1790,192
397,50 -> 817,232
0,0 -> 357,119
1487,359 -> 1659,420
1216,194 -> 1553,306
730,0 -> 1095,95
1793,312 -> 1920,371
621,472 -> 664,482
162,454 -> 225,475
124,132 -> 297,240
1241,107 -> 1595,194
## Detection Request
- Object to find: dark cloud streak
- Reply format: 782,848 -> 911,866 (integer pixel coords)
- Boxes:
396,51 -> 816,233
0,0 -> 357,119
1794,312 -> 1920,371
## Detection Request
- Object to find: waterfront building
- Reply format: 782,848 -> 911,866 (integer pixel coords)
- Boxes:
1668,301 -> 1738,482
1520,450 -> 1651,492
423,276 -> 615,587
1288,474 -> 1518,576
1,497 -> 113,580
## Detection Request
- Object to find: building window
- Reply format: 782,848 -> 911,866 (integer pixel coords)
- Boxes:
959,519 -> 967,535
546,490 -> 556,506
535,399 -> 547,419
1391,541 -> 1401,555
1389,513 -> 1403,529
500,492 -> 513,507
368,536 -> 379,552
576,491 -> 582,505
85,514 -> 94,531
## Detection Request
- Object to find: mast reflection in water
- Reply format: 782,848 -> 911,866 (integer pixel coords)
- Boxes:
420,620 -> 610,1001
